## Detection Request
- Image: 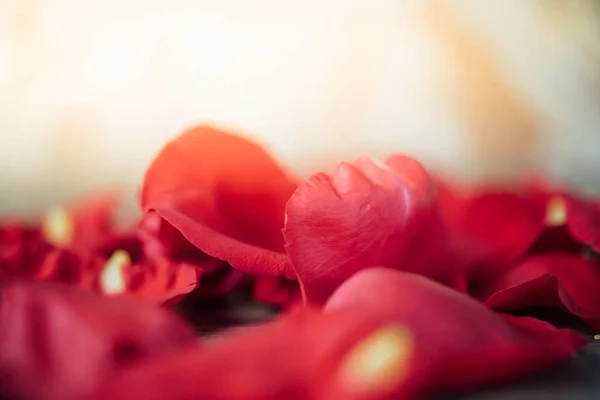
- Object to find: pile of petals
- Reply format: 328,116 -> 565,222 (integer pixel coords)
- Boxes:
1,125 -> 600,400
0,192 -> 201,304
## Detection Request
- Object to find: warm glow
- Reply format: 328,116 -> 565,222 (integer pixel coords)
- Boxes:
79,24 -> 153,95
545,196 -> 567,227
1,1 -> 600,216
338,325 -> 412,394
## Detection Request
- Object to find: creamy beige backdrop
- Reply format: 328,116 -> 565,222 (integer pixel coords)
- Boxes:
1,0 -> 600,217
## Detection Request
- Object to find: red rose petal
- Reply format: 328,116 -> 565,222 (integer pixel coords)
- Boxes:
387,155 -> 459,287
0,222 -> 24,278
482,253 -> 600,329
154,206 -> 291,276
97,249 -> 200,304
564,194 -> 600,252
0,281 -> 196,400
126,259 -> 199,303
523,180 -> 600,252
91,270 -> 584,400
36,249 -> 103,290
385,154 -> 436,199
89,307 -> 372,400
283,156 -> 441,305
482,274 -> 561,311
325,268 -> 586,398
141,125 -> 298,276
0,222 -> 50,280
137,211 -> 235,302
437,181 -> 547,279
138,211 -> 207,261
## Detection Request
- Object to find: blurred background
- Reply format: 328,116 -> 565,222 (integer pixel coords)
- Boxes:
1,0 -> 600,217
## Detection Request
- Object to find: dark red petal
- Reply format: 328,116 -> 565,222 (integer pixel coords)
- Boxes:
89,308 -> 369,400
0,222 -> 51,280
0,222 -> 24,278
36,249 -> 103,290
0,281 -> 196,400
138,211 -> 208,262
483,274 -> 561,311
137,211 -> 230,302
141,125 -> 297,276
483,254 -> 600,329
283,156 -> 440,305
155,206 -> 290,276
437,181 -> 546,278
528,226 -> 581,255
564,194 -> 600,252
325,268 -> 585,398
91,269 -> 584,400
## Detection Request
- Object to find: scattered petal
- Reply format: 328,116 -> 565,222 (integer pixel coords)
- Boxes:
437,181 -> 547,279
126,259 -> 199,303
138,211 -> 206,261
563,194 -> 600,252
141,125 -> 298,276
91,269 -> 584,400
385,154 -> 436,199
88,307 -> 367,400
0,281 -> 196,400
325,268 -> 586,398
481,253 -> 600,329
283,155 -> 440,305
0,222 -> 50,280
